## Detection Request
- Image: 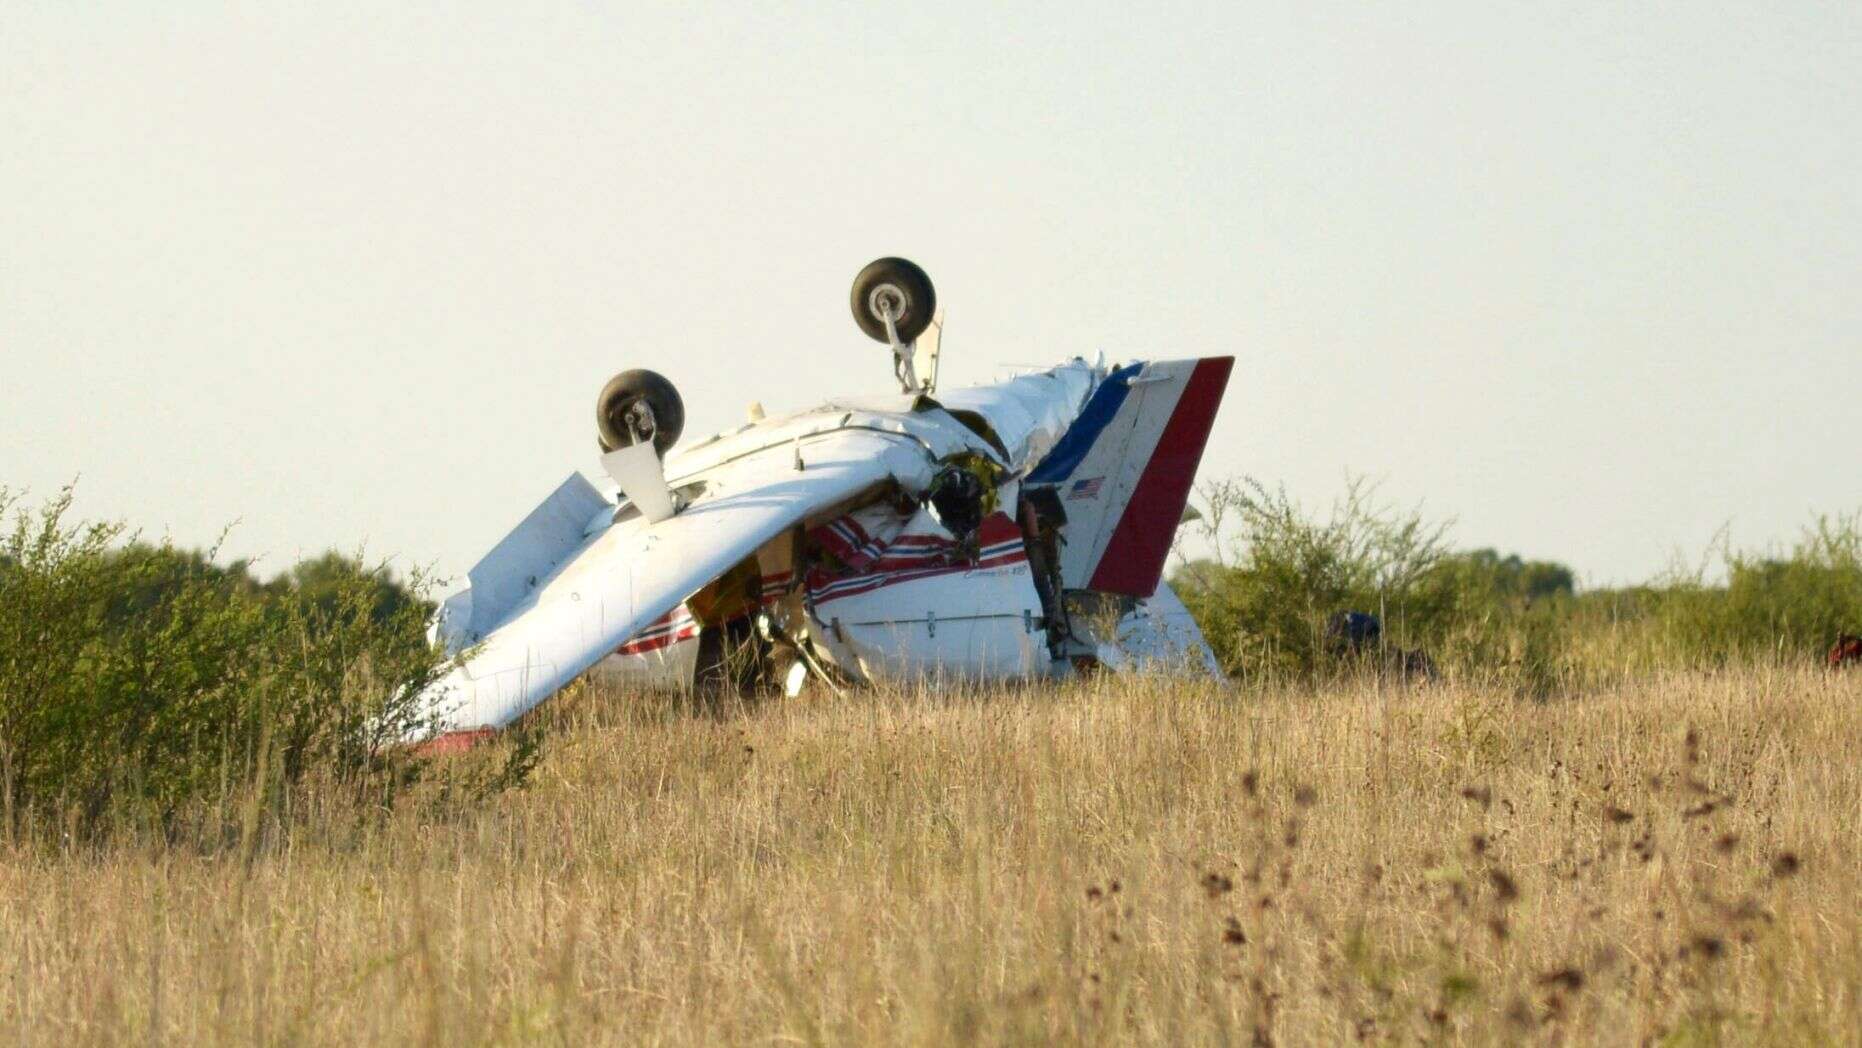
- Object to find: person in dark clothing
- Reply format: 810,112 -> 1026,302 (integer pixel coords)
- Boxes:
1325,610 -> 1382,656
1327,610 -> 1438,683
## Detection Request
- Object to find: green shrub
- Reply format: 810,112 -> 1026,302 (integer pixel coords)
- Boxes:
1176,476 -> 1482,685
1633,514 -> 1862,665
1173,476 -> 1458,683
0,486 -> 515,845
1173,476 -> 1860,689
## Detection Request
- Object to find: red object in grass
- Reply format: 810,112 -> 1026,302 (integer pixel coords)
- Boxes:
1830,634 -> 1862,668
414,727 -> 496,756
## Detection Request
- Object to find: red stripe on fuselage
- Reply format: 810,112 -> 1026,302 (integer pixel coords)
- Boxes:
807,548 -> 1029,605
617,625 -> 701,654
1087,356 -> 1232,596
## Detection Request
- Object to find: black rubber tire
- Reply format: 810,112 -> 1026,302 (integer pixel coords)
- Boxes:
849,257 -> 936,345
596,369 -> 685,456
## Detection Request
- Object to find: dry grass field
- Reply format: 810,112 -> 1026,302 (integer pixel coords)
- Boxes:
2,668 -> 1857,1046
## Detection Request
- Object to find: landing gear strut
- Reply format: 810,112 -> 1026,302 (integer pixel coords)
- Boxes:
850,257 -> 938,394
596,369 -> 685,456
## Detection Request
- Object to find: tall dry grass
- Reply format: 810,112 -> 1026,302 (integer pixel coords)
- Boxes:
2,668 -> 1857,1045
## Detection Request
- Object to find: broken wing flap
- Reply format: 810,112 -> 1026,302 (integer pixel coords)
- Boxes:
431,473 -> 610,652
1023,356 -> 1233,600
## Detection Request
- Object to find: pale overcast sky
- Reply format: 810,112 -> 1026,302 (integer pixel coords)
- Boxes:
3,2 -> 1857,587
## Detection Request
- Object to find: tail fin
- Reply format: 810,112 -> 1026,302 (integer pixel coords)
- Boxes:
1025,356 -> 1232,597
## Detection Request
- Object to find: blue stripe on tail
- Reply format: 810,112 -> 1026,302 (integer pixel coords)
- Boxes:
1025,363 -> 1143,484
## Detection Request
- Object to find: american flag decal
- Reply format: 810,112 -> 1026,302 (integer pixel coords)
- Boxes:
1067,476 -> 1105,500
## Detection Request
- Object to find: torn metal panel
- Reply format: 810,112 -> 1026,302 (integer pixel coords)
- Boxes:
1103,581 -> 1224,679
934,361 -> 1097,473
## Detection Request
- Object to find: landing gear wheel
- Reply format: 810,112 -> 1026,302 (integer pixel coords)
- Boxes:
850,257 -> 936,345
596,369 -> 685,456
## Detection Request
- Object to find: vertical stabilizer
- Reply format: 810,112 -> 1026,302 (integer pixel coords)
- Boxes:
1024,356 -> 1232,598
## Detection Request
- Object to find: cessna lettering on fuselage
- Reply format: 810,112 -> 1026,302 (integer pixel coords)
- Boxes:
413,259 -> 1233,743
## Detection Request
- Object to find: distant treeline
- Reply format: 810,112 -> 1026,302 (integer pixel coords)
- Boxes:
0,487 -> 529,847
1173,477 -> 1862,691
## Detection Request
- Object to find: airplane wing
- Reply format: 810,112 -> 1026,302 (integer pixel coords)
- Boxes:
411,426 -> 942,738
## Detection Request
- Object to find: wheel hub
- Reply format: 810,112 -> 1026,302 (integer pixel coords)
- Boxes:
867,283 -> 906,324
623,400 -> 657,443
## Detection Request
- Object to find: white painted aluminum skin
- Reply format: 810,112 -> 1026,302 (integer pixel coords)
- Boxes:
412,357 -> 1228,739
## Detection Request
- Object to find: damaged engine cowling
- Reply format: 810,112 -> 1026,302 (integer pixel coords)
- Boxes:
596,369 -> 685,457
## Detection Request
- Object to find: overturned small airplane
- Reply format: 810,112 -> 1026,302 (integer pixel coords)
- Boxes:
413,258 -> 1233,742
